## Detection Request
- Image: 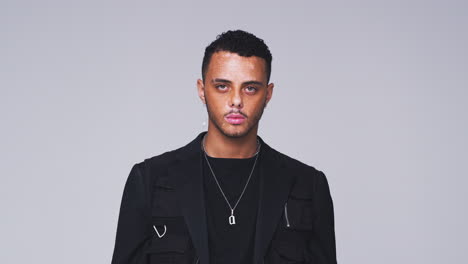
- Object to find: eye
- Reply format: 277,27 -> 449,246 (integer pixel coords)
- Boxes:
215,84 -> 228,91
245,86 -> 258,93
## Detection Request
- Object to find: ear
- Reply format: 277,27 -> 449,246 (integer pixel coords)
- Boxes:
197,78 -> 206,104
265,82 -> 274,106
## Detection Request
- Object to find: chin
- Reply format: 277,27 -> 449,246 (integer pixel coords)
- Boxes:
223,131 -> 247,138
221,125 -> 252,138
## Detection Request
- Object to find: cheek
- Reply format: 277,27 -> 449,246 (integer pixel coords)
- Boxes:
211,99 -> 226,111
248,98 -> 266,111
206,98 -> 227,115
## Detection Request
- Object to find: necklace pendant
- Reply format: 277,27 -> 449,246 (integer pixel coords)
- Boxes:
229,214 -> 236,225
229,209 -> 236,225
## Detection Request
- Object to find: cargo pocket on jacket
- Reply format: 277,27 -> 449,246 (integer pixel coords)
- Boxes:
283,186 -> 315,231
152,181 -> 182,217
146,234 -> 190,264
269,240 -> 306,264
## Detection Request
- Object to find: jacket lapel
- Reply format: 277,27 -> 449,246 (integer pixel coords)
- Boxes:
167,132 -> 209,263
166,131 -> 295,264
253,136 -> 295,263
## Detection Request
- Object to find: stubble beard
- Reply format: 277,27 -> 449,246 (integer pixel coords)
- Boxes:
204,97 -> 267,139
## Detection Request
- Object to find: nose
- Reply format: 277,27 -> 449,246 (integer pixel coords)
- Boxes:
229,89 -> 243,108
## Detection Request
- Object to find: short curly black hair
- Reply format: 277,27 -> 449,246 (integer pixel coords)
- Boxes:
201,30 -> 273,83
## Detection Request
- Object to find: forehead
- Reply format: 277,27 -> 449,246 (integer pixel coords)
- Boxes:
207,51 -> 266,81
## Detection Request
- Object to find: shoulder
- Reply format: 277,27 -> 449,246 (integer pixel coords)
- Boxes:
272,147 -> 330,193
274,147 -> 325,177
122,147 -> 184,197
133,144 -> 186,175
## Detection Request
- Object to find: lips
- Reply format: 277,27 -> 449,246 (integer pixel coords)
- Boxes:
225,113 -> 246,125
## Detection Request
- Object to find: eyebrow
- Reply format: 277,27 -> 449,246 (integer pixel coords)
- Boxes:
211,78 -> 264,86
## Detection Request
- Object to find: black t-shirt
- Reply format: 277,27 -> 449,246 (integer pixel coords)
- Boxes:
202,148 -> 262,264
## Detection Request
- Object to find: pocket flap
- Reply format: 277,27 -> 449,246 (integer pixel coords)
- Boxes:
152,190 -> 182,216
284,199 -> 314,229
147,234 -> 189,254
289,174 -> 316,199
273,241 -> 304,261
289,184 -> 314,199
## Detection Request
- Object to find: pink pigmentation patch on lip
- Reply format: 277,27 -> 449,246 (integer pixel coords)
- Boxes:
225,116 -> 246,124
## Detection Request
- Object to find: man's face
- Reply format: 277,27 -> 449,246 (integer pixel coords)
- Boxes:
197,51 -> 274,138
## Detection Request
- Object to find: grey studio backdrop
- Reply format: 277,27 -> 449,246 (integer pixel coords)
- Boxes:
1,0 -> 467,263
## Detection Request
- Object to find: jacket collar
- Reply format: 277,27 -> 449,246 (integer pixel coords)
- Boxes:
167,131 -> 295,263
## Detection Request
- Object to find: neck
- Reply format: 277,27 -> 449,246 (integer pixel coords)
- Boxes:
203,126 -> 259,159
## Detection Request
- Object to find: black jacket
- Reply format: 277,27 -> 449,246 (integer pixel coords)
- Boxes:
111,131 -> 337,264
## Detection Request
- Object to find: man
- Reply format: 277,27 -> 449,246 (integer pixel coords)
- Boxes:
111,30 -> 337,264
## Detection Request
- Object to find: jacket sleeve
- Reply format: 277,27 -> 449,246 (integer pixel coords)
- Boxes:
309,170 -> 337,264
111,163 -> 153,264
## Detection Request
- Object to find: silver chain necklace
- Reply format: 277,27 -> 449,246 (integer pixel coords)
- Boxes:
201,134 -> 261,225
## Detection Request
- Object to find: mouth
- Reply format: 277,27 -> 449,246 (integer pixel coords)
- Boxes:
225,113 -> 246,125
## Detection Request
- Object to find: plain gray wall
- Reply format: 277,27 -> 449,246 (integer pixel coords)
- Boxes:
1,0 -> 467,263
